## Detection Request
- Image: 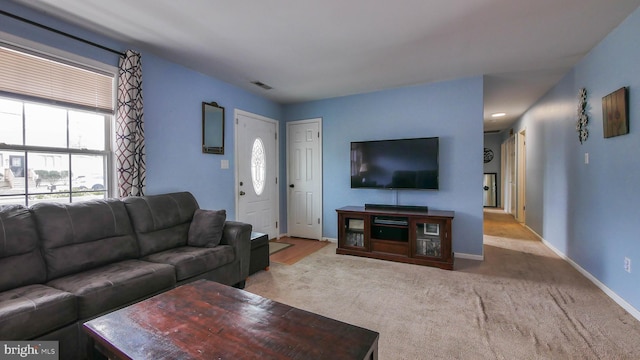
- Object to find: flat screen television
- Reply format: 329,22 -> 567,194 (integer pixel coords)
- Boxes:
350,137 -> 439,190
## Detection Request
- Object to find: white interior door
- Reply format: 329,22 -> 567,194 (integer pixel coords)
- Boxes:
507,135 -> 516,215
516,129 -> 527,223
236,110 -> 278,240
500,141 -> 506,209
287,119 -> 323,240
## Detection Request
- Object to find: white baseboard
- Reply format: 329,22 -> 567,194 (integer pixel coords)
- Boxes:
524,225 -> 640,322
455,252 -> 484,261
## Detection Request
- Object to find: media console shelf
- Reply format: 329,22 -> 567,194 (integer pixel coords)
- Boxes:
336,206 -> 454,270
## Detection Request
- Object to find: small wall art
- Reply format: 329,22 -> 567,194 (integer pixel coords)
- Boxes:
602,87 -> 629,138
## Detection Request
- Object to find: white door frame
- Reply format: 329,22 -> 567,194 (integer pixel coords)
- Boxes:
234,109 -> 279,237
516,129 -> 526,223
286,118 -> 323,240
500,141 -> 506,209
502,134 -> 516,216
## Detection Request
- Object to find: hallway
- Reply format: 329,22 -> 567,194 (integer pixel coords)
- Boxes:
483,207 -> 539,241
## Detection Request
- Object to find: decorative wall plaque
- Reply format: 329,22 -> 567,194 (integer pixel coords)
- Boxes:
602,87 -> 629,138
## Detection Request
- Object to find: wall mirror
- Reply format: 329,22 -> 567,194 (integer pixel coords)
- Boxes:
483,173 -> 498,207
202,102 -> 225,154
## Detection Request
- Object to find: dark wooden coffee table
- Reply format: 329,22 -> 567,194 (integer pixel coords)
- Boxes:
83,279 -> 378,359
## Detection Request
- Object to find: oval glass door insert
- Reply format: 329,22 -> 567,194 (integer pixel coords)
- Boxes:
251,137 -> 266,195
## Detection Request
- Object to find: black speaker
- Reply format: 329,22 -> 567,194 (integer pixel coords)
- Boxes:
365,203 -> 428,212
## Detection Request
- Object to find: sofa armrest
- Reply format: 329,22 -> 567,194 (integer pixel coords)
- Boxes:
220,221 -> 253,280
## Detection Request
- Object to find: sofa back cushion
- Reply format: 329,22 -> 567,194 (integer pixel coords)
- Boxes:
188,209 -> 226,247
123,192 -> 199,257
0,205 -> 47,292
31,199 -> 138,280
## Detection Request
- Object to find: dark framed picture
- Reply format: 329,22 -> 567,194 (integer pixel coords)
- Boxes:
602,87 -> 629,138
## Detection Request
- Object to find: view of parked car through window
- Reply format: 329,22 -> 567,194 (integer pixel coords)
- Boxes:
0,98 -> 111,206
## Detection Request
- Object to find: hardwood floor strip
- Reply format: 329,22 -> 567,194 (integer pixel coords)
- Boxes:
270,237 -> 330,265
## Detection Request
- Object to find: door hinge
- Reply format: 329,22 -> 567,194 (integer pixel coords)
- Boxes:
236,118 -> 239,124
318,218 -> 321,224
275,132 -> 278,140
276,221 -> 278,229
318,131 -> 320,138
275,177 -> 278,184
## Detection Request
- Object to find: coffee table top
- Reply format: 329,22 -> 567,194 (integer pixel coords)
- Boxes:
84,279 -> 378,359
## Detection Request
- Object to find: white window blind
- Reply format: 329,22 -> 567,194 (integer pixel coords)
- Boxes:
0,44 -> 114,114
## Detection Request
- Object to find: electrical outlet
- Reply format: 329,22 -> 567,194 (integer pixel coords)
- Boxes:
624,257 -> 631,273
584,152 -> 589,164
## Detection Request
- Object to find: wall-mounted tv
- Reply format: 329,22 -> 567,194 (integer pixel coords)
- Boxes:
351,137 -> 439,190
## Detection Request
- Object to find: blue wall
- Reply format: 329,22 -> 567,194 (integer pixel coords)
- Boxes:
284,77 -> 485,256
0,2 -> 283,217
142,54 -> 282,213
510,7 -> 640,312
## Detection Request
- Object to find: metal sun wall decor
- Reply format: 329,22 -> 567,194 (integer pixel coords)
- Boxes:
577,88 -> 589,144
483,148 -> 494,163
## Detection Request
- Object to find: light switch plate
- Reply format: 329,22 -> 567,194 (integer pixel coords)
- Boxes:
221,159 -> 229,169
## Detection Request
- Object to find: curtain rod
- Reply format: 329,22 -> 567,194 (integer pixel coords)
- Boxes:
0,9 -> 125,57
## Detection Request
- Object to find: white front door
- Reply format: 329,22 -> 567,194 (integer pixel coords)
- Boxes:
235,110 -> 278,240
287,119 -> 322,240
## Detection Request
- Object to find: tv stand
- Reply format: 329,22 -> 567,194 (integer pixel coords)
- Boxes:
336,206 -> 454,270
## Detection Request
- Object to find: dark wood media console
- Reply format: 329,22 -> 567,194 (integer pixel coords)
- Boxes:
336,206 -> 454,270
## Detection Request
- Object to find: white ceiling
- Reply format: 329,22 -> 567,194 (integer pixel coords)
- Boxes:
8,0 -> 640,132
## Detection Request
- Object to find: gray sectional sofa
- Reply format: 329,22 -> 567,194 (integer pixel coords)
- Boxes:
0,191 -> 252,359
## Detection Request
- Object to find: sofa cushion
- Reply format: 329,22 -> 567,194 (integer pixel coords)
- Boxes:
188,209 -> 226,247
0,284 -> 77,340
31,199 -> 139,280
123,192 -> 199,256
142,245 -> 235,281
46,259 -> 175,319
0,205 -> 48,292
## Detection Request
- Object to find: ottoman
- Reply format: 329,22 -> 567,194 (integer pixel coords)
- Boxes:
249,232 -> 269,275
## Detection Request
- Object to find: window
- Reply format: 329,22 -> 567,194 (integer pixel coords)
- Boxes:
251,137 -> 266,196
0,43 -> 115,206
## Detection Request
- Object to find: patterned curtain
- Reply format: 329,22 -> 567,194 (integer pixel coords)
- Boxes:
116,50 -> 146,197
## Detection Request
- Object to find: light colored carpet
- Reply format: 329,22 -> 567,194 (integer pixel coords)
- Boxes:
268,241 -> 292,255
245,212 -> 640,359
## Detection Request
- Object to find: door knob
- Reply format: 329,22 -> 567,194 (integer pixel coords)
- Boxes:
289,184 -> 295,188
483,186 -> 489,191
239,191 -> 246,196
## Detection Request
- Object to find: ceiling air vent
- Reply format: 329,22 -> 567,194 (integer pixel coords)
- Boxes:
251,81 -> 273,90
